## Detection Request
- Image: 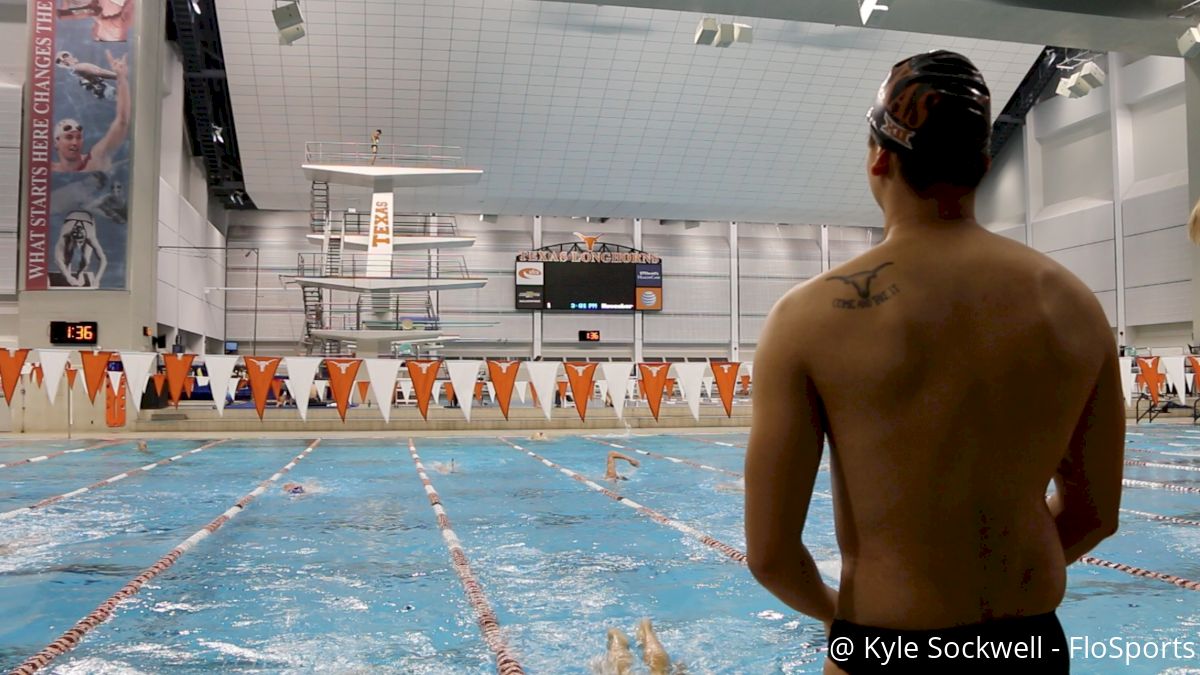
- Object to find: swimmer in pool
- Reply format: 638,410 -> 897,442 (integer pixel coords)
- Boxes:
430,459 -> 457,474
715,477 -> 745,493
602,619 -> 674,675
136,440 -> 149,453
744,51 -> 1122,675
530,431 -> 548,441
282,482 -> 305,495
604,451 -> 639,481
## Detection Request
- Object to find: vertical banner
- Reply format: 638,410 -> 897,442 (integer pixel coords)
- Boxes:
405,359 -> 442,420
1161,356 -> 1187,406
244,356 -> 281,420
637,363 -> 669,421
1135,357 -> 1164,406
367,192 -> 393,277
1118,357 -> 1133,407
36,348 -> 71,403
564,362 -> 598,422
355,380 -> 370,406
710,361 -> 740,418
325,358 -> 362,421
486,360 -> 520,420
26,0 -> 136,290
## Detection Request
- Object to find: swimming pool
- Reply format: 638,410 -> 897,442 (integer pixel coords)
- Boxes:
0,428 -> 1197,673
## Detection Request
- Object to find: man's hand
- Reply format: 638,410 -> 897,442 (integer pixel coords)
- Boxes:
105,50 -> 127,80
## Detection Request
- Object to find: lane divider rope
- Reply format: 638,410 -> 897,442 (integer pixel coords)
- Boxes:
499,437 -> 747,564
587,437 -> 742,477
0,440 -> 123,470
1123,478 -> 1200,495
1124,459 -> 1200,473
0,440 -> 229,522
1121,508 -> 1200,528
406,439 -> 524,675
9,439 -> 322,675
1079,556 -> 1200,591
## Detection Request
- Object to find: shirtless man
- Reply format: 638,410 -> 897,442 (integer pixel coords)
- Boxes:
53,210 -> 107,287
604,451 -> 639,481
744,51 -> 1123,674
51,50 -> 130,173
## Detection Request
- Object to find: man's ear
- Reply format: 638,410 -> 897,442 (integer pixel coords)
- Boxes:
869,145 -> 891,177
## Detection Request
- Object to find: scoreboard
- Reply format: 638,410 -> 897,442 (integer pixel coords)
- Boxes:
515,241 -> 662,312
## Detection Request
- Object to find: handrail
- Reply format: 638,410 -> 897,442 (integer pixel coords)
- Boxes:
296,252 -> 475,280
312,212 -> 461,237
304,141 -> 467,168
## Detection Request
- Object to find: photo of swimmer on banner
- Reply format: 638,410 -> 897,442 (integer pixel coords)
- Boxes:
26,0 -> 136,290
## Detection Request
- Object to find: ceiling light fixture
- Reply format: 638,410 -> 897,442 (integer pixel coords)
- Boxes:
695,17 -> 752,47
1180,23 -> 1200,57
273,0 -> 306,46
857,0 -> 889,25
1055,59 -> 1105,99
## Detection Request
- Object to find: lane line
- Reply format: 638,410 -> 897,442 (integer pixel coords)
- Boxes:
0,440 -> 123,470
586,437 -> 742,477
0,440 -> 229,522
1125,459 -> 1200,473
1080,556 -> 1200,591
1120,508 -> 1200,528
1123,478 -> 1200,495
499,437 -> 747,564
406,439 -> 524,675
9,439 -> 322,675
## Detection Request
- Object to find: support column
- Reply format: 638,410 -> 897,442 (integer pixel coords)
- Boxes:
729,221 -> 740,362
633,218 -> 644,363
1107,53 -> 1131,346
1021,124 -> 1038,249
820,224 -> 830,273
532,215 -> 543,359
1187,57 -> 1200,342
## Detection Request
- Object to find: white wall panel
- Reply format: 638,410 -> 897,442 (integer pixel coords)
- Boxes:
740,277 -> 799,316
1096,290 -> 1117,327
1029,201 -> 1113,253
1123,226 -> 1190,288
644,314 -> 729,344
1130,89 -> 1186,183
1040,121 -> 1113,205
1123,183 -> 1188,236
977,128 -> 1026,228
1120,55 -> 1184,108
1045,241 -> 1116,293
544,313 -> 634,342
1126,281 -> 1192,326
992,225 -> 1026,242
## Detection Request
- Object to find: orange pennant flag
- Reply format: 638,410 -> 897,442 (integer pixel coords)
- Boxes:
563,362 -> 598,421
79,350 -> 113,403
474,381 -> 485,402
152,372 -> 167,396
184,376 -> 196,398
638,363 -> 670,421
65,366 -> 78,390
556,381 -> 568,405
0,348 -> 30,403
244,356 -> 282,419
710,361 -> 740,418
32,364 -> 44,388
487,360 -> 520,420
325,358 -> 362,421
163,354 -> 195,407
406,360 -> 442,420
443,382 -> 455,404
270,378 -> 284,401
1189,356 -> 1200,398
1135,357 -> 1166,405
665,377 -> 676,399
356,380 -> 370,405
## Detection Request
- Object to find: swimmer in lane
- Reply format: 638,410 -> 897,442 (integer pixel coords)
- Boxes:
602,627 -> 635,675
529,431 -> 548,441
600,619 -> 675,675
429,459 -> 457,474
636,618 -> 672,674
744,51 -> 1122,675
604,451 -> 639,481
136,440 -> 149,453
282,482 -> 305,495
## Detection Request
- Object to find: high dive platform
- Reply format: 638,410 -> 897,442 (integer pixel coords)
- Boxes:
301,142 -> 483,189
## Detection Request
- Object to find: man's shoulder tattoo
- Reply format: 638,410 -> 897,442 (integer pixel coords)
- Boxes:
826,261 -> 899,310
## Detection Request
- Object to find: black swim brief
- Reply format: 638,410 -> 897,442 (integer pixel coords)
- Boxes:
827,611 -> 1069,673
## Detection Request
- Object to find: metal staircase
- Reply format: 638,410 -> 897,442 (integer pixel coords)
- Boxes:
310,181 -> 329,232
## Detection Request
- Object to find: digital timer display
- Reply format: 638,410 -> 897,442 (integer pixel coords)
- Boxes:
49,321 -> 99,345
579,330 -> 601,342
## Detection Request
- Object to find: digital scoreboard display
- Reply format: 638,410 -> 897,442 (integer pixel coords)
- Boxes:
579,330 -> 601,342
49,321 -> 98,345
515,240 -> 663,312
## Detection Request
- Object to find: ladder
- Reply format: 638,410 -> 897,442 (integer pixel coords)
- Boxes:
310,181 -> 329,232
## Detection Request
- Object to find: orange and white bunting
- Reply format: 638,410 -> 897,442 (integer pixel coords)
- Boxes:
525,362 -> 559,421
1189,356 -> 1200,401
637,363 -> 670,421
710,361 -> 740,418
673,362 -> 707,421
107,370 -> 122,396
36,349 -> 71,403
32,364 -> 44,388
1135,357 -> 1165,406
600,362 -> 633,420
0,348 -> 29,404
244,356 -> 282,420
564,362 -> 598,421
1162,356 -> 1187,405
79,350 -> 113,403
446,361 -> 482,422
406,359 -> 443,420
270,378 -> 284,403
283,357 -> 321,421
325,358 -> 362,421
119,352 -> 158,413
487,360 -> 521,420
202,355 -> 239,416
65,365 -> 78,390
163,354 -> 196,408
356,380 -> 370,405
365,358 -> 401,423
183,376 -> 196,398
151,373 -> 167,397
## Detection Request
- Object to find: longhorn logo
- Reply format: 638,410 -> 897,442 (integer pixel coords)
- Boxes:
329,361 -> 354,374
643,365 -> 665,376
569,364 -> 590,376
496,362 -> 514,373
573,232 -> 602,251
249,359 -> 272,373
412,362 -> 435,374
718,364 -> 733,373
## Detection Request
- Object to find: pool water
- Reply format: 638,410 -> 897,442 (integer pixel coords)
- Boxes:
0,428 -> 1196,673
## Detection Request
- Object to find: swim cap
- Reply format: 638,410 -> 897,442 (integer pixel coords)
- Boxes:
867,51 -> 991,156
55,119 -> 83,137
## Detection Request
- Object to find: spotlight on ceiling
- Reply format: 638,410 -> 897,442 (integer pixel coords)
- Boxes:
733,23 -> 753,44
713,22 -> 735,48
1078,61 -> 1106,89
857,0 -> 889,25
1179,25 -> 1200,58
695,17 -> 718,46
1055,61 -> 1105,99
273,0 -> 306,46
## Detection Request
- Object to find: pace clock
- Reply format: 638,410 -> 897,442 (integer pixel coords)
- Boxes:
49,321 -> 98,345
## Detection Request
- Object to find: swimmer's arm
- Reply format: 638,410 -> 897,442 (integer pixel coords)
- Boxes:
745,297 -> 837,623
53,234 -> 73,282
92,50 -> 129,164
1048,351 -> 1124,562
90,233 -> 107,287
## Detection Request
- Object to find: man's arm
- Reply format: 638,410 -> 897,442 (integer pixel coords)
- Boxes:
88,232 -> 107,288
1047,349 -> 1125,561
91,50 -> 129,165
744,292 -> 837,624
53,235 -> 75,285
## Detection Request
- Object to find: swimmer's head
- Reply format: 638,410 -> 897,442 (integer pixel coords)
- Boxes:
64,211 -> 94,241
866,51 -> 991,197
55,51 -> 77,67
55,119 -> 84,161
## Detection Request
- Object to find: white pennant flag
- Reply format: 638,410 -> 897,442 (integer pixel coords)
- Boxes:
203,355 -> 239,416
400,378 -> 413,403
674,362 -> 707,421
447,360 -> 483,422
1162,356 -> 1187,405
197,376 -> 210,387
1118,357 -> 1134,406
365,358 -> 402,423
486,382 -> 496,403
313,380 -> 327,402
601,362 -> 633,420
514,380 -> 528,404
702,376 -> 714,400
107,370 -> 123,398
284,357 -> 321,421
431,380 -> 443,405
36,349 -> 72,404
525,362 -> 560,421
120,352 -> 158,413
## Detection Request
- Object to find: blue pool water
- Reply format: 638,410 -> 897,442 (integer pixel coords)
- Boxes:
0,428 -> 1196,673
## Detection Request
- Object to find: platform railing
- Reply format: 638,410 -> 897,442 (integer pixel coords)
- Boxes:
304,141 -> 467,168
314,211 -> 462,238
297,252 -> 476,280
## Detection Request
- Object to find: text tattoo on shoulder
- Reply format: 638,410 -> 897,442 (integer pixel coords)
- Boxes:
827,262 -> 899,310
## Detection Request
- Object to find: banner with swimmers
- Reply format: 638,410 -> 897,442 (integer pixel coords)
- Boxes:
25,0 -> 135,290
